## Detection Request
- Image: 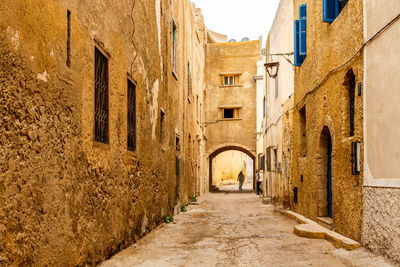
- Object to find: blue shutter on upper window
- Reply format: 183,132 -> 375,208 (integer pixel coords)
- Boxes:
294,20 -> 299,66
294,20 -> 304,66
299,5 -> 307,56
323,0 -> 338,22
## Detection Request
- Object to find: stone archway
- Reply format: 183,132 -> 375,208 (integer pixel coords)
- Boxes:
208,145 -> 256,192
317,126 -> 333,218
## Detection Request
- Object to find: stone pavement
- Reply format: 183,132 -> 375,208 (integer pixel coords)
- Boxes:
100,193 -> 394,267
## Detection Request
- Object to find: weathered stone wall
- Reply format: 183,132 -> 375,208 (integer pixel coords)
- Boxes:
204,40 -> 259,157
0,0 -> 206,265
362,187 -> 400,264
290,0 -> 364,241
204,40 -> 259,191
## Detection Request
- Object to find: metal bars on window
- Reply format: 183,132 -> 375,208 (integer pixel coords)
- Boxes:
94,47 -> 109,144
127,79 -> 136,151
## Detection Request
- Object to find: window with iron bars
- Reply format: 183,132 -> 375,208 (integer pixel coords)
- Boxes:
94,47 -> 109,144
127,79 -> 136,151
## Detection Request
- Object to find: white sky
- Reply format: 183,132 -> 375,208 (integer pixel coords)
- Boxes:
192,0 -> 281,45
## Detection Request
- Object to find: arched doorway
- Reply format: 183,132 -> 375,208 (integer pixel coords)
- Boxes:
208,146 -> 256,192
317,127 -> 333,218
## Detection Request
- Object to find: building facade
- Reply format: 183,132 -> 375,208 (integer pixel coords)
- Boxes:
0,0 -> 207,265
362,1 -> 400,263
263,0 -> 294,203
290,0 -> 364,241
205,39 -> 259,191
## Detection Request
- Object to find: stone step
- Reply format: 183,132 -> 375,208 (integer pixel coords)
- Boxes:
284,210 -> 360,250
317,217 -> 333,230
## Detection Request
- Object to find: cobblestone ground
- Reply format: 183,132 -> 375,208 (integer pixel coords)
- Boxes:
100,193 -> 394,267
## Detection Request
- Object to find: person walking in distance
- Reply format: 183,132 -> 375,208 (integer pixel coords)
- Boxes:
256,170 -> 263,195
238,171 -> 245,191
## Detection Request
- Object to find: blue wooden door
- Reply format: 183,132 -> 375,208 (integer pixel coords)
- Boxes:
327,137 -> 333,218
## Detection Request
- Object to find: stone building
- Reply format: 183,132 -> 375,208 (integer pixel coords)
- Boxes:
0,0 -> 207,265
262,0 -> 294,204
290,0 -> 364,241
204,38 -> 259,191
362,1 -> 400,263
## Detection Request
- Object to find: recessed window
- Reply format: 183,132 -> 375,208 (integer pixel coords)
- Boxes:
172,21 -> 177,74
344,70 -> 356,137
221,74 -> 239,86
223,108 -> 239,119
266,147 -> 272,172
160,109 -> 166,145
127,79 -> 136,151
263,97 -> 266,118
94,47 -> 109,144
299,106 -> 307,157
323,0 -> 348,23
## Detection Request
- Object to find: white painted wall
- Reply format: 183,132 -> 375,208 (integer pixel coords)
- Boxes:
264,0 -> 294,199
364,0 -> 400,187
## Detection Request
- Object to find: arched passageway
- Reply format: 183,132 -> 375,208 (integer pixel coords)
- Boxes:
208,146 -> 256,192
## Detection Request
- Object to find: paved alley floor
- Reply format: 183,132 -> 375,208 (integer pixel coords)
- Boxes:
100,193 -> 394,267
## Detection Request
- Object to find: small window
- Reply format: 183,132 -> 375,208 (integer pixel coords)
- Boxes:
175,134 -> 180,151
222,74 -> 240,86
127,79 -> 136,151
323,0 -> 348,23
94,47 -> 109,144
299,106 -> 307,157
266,147 -> 272,172
274,148 -> 278,170
223,108 -> 239,119
172,21 -> 177,73
263,97 -> 266,118
160,109 -> 166,145
261,155 -> 265,171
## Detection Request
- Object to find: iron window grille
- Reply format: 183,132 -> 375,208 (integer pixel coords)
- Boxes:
94,47 -> 109,144
127,79 -> 136,151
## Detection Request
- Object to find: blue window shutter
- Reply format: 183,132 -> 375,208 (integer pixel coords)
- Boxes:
299,4 -> 307,19
299,5 -> 307,56
294,20 -> 300,66
323,0 -> 337,22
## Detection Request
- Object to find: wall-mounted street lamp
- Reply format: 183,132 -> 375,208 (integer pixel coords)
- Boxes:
264,62 -> 280,78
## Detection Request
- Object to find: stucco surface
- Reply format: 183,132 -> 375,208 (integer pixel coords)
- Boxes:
362,187 -> 400,264
205,41 -> 259,156
364,0 -> 400,180
290,0 -> 364,241
0,0 -> 207,265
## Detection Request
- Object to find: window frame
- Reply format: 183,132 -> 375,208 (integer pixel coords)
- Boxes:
127,78 -> 137,152
172,20 -> 178,76
94,45 -> 110,145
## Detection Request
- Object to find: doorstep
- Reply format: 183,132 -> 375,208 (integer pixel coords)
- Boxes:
317,216 -> 333,230
284,210 -> 360,250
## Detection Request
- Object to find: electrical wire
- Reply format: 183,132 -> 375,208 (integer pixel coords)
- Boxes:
264,12 -> 400,134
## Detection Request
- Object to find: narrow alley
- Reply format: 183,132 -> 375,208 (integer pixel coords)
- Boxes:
101,193 -> 393,267
2,0 -> 400,265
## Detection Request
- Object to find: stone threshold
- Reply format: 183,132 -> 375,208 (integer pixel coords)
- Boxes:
283,210 -> 360,250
